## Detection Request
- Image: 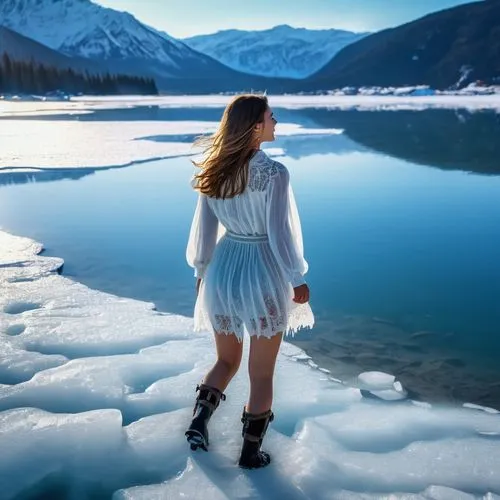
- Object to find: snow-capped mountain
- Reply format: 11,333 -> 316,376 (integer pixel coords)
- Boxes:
0,0 -> 276,92
0,25 -> 104,74
183,25 -> 368,79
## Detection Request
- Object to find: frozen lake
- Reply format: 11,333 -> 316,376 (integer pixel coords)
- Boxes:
2,102 -> 500,406
1,96 -> 500,499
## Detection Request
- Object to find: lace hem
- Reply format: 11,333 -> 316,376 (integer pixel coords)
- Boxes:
194,301 -> 314,340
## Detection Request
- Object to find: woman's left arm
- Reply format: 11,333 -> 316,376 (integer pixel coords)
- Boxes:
266,167 -> 309,288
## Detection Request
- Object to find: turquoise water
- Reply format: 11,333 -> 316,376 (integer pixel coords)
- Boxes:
1,106 -> 500,407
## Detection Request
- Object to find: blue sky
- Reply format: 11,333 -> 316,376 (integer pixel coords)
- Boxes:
97,0 -> 477,38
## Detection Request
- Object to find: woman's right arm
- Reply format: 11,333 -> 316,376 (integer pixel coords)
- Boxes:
186,193 -> 219,281
266,166 -> 310,302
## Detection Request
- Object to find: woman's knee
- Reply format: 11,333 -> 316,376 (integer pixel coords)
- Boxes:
217,357 -> 241,376
213,331 -> 243,375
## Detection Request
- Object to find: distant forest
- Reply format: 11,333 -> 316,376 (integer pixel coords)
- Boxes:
0,53 -> 158,95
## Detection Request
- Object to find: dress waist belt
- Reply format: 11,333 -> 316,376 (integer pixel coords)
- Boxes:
225,231 -> 269,243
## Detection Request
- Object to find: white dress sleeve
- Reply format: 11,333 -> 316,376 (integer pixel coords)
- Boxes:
186,194 -> 219,279
266,167 -> 309,287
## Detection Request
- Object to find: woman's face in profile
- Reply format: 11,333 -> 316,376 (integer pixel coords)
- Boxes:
259,107 -> 277,143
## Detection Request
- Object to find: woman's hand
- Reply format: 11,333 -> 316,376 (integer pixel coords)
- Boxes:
196,278 -> 202,296
293,284 -> 310,304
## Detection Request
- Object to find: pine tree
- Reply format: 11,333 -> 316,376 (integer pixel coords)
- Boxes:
2,53 -> 13,92
0,51 -> 160,96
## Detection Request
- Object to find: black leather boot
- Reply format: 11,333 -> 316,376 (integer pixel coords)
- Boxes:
238,407 -> 274,469
185,383 -> 226,451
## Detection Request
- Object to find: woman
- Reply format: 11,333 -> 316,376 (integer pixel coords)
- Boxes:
185,94 -> 314,469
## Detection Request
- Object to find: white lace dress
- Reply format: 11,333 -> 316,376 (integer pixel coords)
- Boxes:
186,149 -> 314,341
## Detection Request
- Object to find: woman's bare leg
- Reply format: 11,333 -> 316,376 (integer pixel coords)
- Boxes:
202,332 -> 243,392
247,333 -> 283,414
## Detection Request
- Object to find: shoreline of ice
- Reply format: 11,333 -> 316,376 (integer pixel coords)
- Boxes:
1,93 -> 499,175
1,227 -> 500,499
1,93 -> 500,118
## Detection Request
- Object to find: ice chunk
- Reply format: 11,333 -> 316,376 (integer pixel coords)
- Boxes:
358,371 -> 396,390
0,408 -> 123,499
361,388 -> 408,401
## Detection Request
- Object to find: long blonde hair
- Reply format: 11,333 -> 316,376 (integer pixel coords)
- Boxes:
192,94 -> 269,199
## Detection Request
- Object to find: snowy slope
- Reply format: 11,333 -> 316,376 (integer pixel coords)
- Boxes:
0,25 -> 103,74
183,25 -> 368,79
0,0 -> 244,82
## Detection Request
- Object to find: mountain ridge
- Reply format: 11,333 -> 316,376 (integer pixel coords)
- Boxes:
183,25 -> 368,79
0,0 -> 292,92
302,0 -> 500,90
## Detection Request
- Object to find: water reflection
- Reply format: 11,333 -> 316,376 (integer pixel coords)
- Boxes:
4,105 -> 500,176
0,105 -> 324,126
275,133 -> 366,158
301,108 -> 500,175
